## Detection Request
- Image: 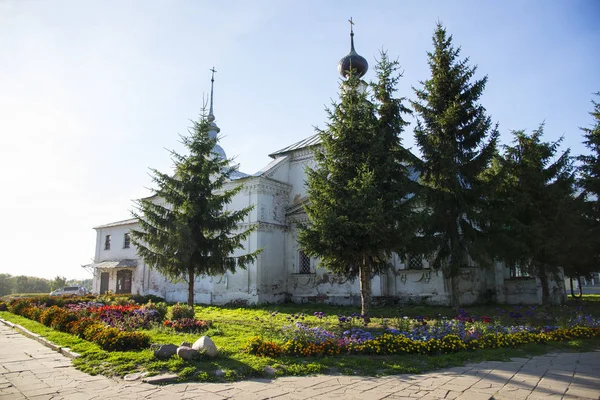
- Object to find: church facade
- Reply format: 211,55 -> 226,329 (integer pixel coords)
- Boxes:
88,27 -> 566,306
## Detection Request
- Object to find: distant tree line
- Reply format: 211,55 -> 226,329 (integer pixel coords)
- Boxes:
0,274 -> 92,297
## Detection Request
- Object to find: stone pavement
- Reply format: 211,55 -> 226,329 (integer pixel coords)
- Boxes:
1,323 -> 599,400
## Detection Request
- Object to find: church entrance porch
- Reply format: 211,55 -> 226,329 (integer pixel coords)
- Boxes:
116,269 -> 132,294
100,272 -> 109,294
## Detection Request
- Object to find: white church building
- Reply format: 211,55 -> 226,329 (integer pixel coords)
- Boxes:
88,27 -> 565,306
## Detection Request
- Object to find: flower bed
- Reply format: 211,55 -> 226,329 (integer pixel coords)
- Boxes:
6,297 -> 152,351
163,318 -> 212,333
246,308 -> 600,358
3,296 -> 217,350
87,304 -> 160,330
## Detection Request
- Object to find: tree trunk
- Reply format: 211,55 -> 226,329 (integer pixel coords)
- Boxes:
539,270 -> 549,305
187,267 -> 195,307
577,276 -> 583,298
451,274 -> 460,314
570,277 -> 575,298
359,256 -> 372,323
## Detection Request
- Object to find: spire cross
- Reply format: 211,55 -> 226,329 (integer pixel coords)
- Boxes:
209,67 -> 216,117
348,17 -> 356,51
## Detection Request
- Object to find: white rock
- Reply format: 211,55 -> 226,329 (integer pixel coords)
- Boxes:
177,346 -> 198,361
192,336 -> 218,357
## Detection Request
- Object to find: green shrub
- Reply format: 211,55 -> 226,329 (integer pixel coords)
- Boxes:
8,299 -> 33,316
66,317 -> 99,338
31,295 -> 63,307
83,322 -> 106,341
95,293 -> 133,306
163,318 -> 212,333
0,302 -> 8,311
22,307 -> 43,321
92,327 -> 151,351
130,294 -> 165,305
39,306 -> 66,327
51,311 -> 78,332
143,301 -> 168,321
166,303 -> 195,321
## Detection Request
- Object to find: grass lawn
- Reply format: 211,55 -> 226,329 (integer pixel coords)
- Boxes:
1,295 -> 600,382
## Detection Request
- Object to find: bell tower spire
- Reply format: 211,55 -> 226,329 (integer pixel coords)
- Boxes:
206,67 -> 225,160
208,66 -> 216,121
349,17 -> 356,52
337,17 -> 368,78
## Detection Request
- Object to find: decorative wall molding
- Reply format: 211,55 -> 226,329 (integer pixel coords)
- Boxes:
254,221 -> 287,232
290,148 -> 316,162
242,177 -> 292,196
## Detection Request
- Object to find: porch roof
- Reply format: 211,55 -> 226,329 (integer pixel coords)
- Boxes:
87,259 -> 138,269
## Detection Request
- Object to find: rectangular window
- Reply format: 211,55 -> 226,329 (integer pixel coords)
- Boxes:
123,233 -> 131,249
510,265 -> 529,278
104,235 -> 111,250
298,251 -> 311,274
407,254 -> 423,270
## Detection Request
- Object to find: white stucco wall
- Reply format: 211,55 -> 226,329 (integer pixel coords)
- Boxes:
94,222 -> 137,262
92,221 -> 145,295
89,140 -> 566,306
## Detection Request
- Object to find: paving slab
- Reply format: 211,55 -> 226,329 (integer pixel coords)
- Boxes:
1,321 -> 600,399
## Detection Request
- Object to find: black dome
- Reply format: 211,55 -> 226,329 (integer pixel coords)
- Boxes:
338,51 -> 368,78
338,29 -> 368,78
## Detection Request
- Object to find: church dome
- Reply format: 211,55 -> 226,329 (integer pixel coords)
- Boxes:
338,20 -> 368,78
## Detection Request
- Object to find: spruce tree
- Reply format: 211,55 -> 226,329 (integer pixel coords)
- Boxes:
577,92 -> 600,266
131,112 -> 260,306
411,23 -> 499,310
299,55 -> 416,322
492,126 -> 574,304
560,195 -> 595,298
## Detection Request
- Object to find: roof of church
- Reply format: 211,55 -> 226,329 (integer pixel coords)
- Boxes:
230,170 -> 250,180
93,218 -> 138,229
269,133 -> 320,158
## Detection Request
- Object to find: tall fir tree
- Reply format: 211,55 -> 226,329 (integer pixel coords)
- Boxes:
131,111 -> 260,306
299,55 -> 416,322
411,23 -> 499,310
577,92 -> 600,267
559,194 -> 595,298
491,126 -> 574,304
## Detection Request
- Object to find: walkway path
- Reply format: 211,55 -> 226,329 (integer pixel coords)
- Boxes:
1,322 -> 598,399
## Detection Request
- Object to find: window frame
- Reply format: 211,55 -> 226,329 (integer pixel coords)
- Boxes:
298,251 -> 312,274
406,254 -> 424,270
123,232 -> 131,249
104,234 -> 111,250
509,265 -> 531,279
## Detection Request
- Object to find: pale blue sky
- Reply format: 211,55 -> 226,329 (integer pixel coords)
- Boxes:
0,1 -> 598,280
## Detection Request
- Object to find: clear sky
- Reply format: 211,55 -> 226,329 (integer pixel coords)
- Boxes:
0,0 -> 598,280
